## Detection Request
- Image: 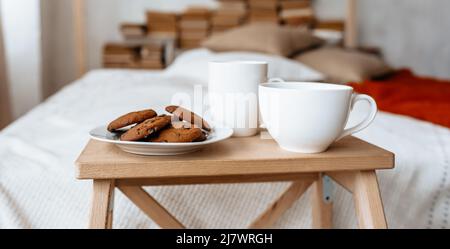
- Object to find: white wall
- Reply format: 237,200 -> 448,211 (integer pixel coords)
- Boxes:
1,0 -> 43,118
358,0 -> 450,79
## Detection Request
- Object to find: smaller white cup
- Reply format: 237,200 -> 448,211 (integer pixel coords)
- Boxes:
209,61 -> 268,137
259,80 -> 377,153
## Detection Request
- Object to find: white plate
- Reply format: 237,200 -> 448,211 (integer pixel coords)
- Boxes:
89,125 -> 233,156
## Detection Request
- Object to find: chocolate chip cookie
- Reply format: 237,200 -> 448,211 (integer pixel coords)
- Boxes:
107,109 -> 157,132
148,127 -> 204,143
171,121 -> 200,129
120,115 -> 171,141
194,131 -> 207,142
165,105 -> 211,131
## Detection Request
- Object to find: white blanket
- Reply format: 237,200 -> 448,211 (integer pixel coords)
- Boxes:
0,51 -> 449,228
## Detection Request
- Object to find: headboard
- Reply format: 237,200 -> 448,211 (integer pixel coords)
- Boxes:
72,0 -> 358,77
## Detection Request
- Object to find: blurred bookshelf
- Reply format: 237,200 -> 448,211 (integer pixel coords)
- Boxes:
101,0 -> 347,70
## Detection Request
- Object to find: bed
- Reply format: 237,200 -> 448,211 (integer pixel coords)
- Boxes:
0,48 -> 449,228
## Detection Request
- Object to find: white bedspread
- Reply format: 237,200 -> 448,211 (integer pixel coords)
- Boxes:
0,52 -> 449,228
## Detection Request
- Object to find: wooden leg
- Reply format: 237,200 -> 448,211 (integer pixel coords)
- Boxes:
249,180 -> 314,228
326,171 -> 356,193
118,186 -> 185,229
89,179 -> 115,229
352,170 -> 387,229
311,174 -> 333,229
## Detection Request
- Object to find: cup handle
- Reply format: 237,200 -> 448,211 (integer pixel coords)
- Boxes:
268,78 -> 285,83
336,94 -> 377,141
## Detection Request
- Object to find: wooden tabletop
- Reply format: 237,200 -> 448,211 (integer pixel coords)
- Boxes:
76,136 -> 394,180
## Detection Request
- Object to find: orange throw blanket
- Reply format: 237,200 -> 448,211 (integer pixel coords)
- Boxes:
348,69 -> 450,128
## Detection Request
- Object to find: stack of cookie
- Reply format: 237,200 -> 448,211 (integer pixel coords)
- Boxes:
107,106 -> 211,143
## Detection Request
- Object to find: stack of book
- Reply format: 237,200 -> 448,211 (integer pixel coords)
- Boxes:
279,0 -> 314,27
248,0 -> 279,23
138,43 -> 165,69
314,20 -> 345,31
178,7 -> 211,49
103,42 -> 171,70
103,43 -> 140,69
146,11 -> 179,40
120,23 -> 148,39
211,0 -> 248,34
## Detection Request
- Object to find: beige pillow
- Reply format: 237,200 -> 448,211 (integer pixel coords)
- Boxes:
202,23 -> 323,57
294,47 -> 392,83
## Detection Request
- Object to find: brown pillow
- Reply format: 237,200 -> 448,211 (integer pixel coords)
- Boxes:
202,23 -> 323,57
293,47 -> 392,83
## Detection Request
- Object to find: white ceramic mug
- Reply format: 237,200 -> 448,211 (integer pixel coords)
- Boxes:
209,61 -> 268,137
259,80 -> 377,153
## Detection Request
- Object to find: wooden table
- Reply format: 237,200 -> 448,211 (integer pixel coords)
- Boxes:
76,136 -> 394,229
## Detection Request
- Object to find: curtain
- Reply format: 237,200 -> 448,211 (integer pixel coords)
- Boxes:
0,0 -> 43,121
0,3 -> 12,129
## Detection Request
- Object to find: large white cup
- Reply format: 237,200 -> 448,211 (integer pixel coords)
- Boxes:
259,80 -> 377,153
209,61 -> 268,137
